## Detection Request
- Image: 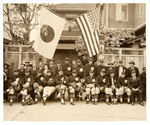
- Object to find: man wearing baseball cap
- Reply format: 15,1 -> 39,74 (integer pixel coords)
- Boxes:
68,70 -> 81,105
85,70 -> 96,104
116,70 -> 131,104
42,70 -> 56,105
55,69 -> 68,105
105,69 -> 118,105
96,68 -> 108,104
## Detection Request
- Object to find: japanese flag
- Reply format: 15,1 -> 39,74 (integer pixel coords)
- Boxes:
30,7 -> 66,59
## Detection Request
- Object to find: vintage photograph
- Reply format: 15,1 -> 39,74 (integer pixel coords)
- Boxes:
3,3 -> 146,121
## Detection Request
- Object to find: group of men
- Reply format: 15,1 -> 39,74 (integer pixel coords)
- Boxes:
3,57 -> 146,106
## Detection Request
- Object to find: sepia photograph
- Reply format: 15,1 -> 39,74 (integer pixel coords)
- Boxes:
2,1 -> 148,122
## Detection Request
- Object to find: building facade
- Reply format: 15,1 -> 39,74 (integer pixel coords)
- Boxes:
3,3 -> 146,71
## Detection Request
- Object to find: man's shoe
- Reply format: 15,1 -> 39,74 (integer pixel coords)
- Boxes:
61,102 -> 65,105
139,102 -> 144,106
94,101 -> 97,105
106,102 -> 110,105
86,101 -> 89,104
70,102 -> 75,105
9,102 -> 13,106
131,102 -> 134,106
43,100 -> 46,105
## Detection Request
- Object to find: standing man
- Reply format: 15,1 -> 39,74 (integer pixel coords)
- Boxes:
106,63 -> 116,77
76,59 -> 85,79
56,60 -> 63,75
116,60 -> 127,78
18,64 -> 25,78
95,59 -> 106,77
84,57 -> 96,77
62,57 -> 72,77
127,61 -> 139,77
49,59 -> 57,76
140,67 -> 146,100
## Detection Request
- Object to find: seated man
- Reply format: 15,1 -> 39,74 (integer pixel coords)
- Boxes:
33,70 -> 45,103
55,69 -> 68,105
128,70 -> 144,106
68,70 -> 81,105
116,71 -> 131,103
42,70 -> 56,105
85,70 -> 96,104
105,69 -> 118,105
96,69 -> 108,104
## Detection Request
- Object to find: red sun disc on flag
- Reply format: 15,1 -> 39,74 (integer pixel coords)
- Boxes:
40,25 -> 55,43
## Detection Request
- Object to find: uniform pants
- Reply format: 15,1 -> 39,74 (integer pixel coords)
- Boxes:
116,86 -> 131,96
86,84 -> 95,95
43,86 -> 56,97
105,87 -> 116,95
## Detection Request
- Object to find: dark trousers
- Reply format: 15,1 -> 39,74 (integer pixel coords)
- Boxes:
131,89 -> 143,103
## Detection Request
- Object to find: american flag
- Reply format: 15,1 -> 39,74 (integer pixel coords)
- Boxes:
76,4 -> 104,57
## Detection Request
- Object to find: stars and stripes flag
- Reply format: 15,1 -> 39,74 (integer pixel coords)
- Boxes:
76,4 -> 104,57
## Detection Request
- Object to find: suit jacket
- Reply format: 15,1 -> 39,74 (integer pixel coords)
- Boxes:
106,76 -> 118,88
128,77 -> 142,89
127,67 -> 139,77
115,66 -> 127,78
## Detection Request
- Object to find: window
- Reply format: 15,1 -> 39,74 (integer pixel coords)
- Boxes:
116,4 -> 128,21
139,4 -> 144,17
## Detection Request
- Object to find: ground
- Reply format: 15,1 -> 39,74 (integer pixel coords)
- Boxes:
3,101 -> 146,121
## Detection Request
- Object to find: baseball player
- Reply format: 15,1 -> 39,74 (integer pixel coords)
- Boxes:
95,68 -> 108,104
105,69 -> 118,105
42,70 -> 56,105
116,71 -> 131,103
55,69 -> 68,105
68,70 -> 81,105
85,70 -> 96,104
33,70 -> 45,103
